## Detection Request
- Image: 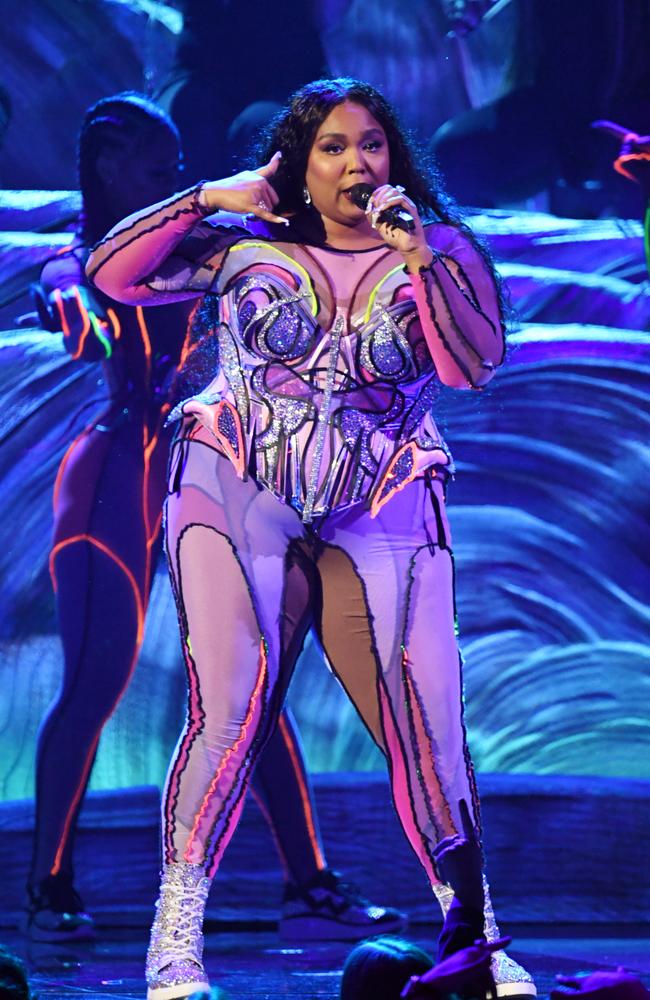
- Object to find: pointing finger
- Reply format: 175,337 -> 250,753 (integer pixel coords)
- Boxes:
459,798 -> 476,841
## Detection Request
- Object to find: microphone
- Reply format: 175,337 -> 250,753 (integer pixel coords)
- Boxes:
347,183 -> 416,233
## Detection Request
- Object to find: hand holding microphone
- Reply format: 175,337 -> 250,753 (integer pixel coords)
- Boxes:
349,182 -> 433,269
348,182 -> 417,233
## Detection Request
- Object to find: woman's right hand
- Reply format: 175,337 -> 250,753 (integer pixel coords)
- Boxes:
198,151 -> 289,225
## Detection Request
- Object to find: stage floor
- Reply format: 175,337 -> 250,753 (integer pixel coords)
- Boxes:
3,924 -> 650,999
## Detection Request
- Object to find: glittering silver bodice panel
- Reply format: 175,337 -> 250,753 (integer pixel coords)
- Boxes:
172,241 -> 452,521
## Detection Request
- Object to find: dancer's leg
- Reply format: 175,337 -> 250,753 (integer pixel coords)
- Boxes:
29,417 -> 170,936
250,707 -> 325,884
29,422 -> 153,939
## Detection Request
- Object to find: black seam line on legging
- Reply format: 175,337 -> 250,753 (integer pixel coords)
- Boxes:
400,546 -> 455,839
205,536 -> 316,869
177,522 -> 268,869
313,543 -> 385,752
163,519 -> 193,864
162,522 -> 208,863
36,430 -> 146,877
86,184 -> 205,277
400,656 -> 446,845
314,542 -> 437,879
205,641 -> 272,874
428,260 -> 490,370
449,549 -> 484,846
163,515 -> 266,861
375,667 -> 440,881
427,477 -> 449,551
459,649 -> 484,852
420,268 -> 476,388
421,479 -> 438,556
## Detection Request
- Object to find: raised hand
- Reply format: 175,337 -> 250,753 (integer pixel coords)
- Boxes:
198,151 -> 289,225
432,798 -> 484,911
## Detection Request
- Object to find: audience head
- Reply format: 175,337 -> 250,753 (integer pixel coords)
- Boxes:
340,935 -> 434,1000
0,947 -> 31,1000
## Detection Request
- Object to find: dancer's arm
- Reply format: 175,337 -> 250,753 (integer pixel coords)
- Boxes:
37,249 -> 116,361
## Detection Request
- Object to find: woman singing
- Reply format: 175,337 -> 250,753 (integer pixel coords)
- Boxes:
87,78 -> 535,1000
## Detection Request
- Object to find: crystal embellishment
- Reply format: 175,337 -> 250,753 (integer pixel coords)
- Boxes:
145,861 -> 211,1000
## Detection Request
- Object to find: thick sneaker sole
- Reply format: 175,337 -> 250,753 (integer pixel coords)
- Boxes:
23,914 -> 96,944
495,982 -> 537,998
147,979 -> 210,1000
279,912 -> 407,943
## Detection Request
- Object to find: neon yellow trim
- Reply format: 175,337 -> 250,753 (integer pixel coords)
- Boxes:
364,266 -> 405,323
227,241 -> 318,316
88,311 -> 112,358
644,203 -> 650,276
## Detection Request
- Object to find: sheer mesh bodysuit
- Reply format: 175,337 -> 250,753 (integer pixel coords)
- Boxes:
87,184 -> 505,880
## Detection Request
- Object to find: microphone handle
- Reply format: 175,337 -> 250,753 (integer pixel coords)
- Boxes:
376,205 -> 416,233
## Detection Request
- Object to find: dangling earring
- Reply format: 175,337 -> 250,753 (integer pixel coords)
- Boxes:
303,185 -> 312,206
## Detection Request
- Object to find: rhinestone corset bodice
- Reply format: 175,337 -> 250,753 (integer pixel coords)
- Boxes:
171,239 -> 452,521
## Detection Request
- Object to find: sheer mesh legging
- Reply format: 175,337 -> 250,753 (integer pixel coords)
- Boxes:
163,421 -> 481,880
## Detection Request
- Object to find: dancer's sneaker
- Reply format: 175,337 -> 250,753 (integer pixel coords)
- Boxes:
279,867 -> 407,942
145,861 -> 211,1000
433,881 -> 536,999
25,873 -> 95,943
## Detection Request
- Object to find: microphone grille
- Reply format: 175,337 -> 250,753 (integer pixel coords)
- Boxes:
347,183 -> 374,210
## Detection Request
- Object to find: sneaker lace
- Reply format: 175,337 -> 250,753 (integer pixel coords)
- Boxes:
322,873 -> 368,907
158,884 -> 206,963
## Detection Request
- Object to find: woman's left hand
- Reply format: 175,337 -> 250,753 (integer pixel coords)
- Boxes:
366,185 -> 433,271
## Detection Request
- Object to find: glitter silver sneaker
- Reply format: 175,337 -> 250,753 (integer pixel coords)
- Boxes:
433,880 -> 536,998
483,879 -> 536,998
146,861 -> 211,1000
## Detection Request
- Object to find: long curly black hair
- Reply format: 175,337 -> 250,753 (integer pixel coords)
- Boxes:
256,78 -> 460,221
254,77 -> 507,320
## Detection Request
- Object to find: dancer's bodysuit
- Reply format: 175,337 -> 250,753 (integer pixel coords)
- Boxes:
87,184 -> 505,881
32,241 -> 328,889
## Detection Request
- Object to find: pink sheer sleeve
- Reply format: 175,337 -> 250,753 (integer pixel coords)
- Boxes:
409,224 -> 505,389
85,183 -> 243,306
